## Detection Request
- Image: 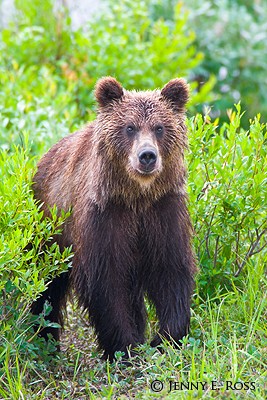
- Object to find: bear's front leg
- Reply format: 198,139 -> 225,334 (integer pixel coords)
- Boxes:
88,276 -> 145,360
141,194 -> 196,349
147,267 -> 194,348
73,203 -> 145,361
149,285 -> 192,348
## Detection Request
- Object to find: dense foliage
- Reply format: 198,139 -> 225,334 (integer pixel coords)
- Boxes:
151,0 -> 267,124
188,106 -> 267,296
0,0 -> 266,398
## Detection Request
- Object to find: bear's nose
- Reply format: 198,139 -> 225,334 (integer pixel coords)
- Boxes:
138,149 -> 157,166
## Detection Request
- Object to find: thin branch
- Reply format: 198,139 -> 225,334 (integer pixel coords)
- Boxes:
203,159 -> 211,183
213,235 -> 220,269
235,231 -> 240,269
251,241 -> 267,256
205,205 -> 217,259
235,228 -> 267,277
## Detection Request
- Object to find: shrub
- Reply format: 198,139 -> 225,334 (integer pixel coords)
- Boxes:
0,141 -> 72,376
188,105 -> 267,297
182,0 -> 267,124
68,0 -> 214,114
0,0 -> 214,143
2,0 -> 72,65
0,63 -> 78,152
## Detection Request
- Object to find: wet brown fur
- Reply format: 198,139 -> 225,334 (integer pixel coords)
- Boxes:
31,77 -> 197,360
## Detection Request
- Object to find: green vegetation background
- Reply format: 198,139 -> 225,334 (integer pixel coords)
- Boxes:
0,0 -> 266,398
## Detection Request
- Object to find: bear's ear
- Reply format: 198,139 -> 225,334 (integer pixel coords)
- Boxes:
95,77 -> 124,107
161,78 -> 189,111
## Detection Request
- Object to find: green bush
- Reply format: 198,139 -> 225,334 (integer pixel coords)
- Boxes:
2,0 -> 72,64
0,0 -> 214,145
188,105 -> 267,297
149,0 -> 267,125
0,141 -> 72,377
182,0 -> 267,124
0,63 -> 79,152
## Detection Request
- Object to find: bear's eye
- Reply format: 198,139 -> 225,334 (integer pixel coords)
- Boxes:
155,125 -> 164,136
126,125 -> 136,136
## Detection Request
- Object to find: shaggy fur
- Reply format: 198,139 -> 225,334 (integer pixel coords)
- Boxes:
31,77 -> 197,360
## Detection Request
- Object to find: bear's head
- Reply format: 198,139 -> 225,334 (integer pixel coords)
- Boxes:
94,77 -> 189,191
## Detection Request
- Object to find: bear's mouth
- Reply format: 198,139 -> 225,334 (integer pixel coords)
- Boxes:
136,165 -> 157,175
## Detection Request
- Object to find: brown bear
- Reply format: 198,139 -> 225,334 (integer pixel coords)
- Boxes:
31,77 -> 197,360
